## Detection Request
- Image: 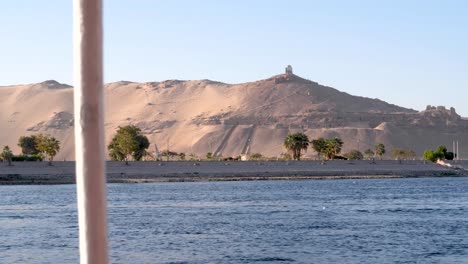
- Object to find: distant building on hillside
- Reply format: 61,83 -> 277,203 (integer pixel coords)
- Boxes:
285,65 -> 293,75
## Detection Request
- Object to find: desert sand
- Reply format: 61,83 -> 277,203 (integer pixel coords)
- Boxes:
0,72 -> 466,161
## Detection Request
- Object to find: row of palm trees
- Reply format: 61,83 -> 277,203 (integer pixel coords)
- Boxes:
283,133 -> 341,160
283,132 -> 385,161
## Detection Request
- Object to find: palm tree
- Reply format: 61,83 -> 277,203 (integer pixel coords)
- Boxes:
323,137 -> 344,160
283,133 -> 309,160
1,146 -> 14,166
311,138 -> 327,160
375,143 -> 386,160
35,134 -> 61,166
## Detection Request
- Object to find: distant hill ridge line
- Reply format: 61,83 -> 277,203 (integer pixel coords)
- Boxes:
4,72 -> 463,117
0,75 -> 452,115
26,73 -> 416,112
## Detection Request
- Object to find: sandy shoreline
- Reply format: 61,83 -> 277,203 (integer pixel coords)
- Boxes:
0,160 -> 466,185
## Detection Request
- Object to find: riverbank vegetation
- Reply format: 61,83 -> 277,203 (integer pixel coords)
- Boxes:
283,133 -> 309,160
423,146 -> 455,162
1,126 -> 458,165
1,134 -> 59,165
108,125 -> 150,164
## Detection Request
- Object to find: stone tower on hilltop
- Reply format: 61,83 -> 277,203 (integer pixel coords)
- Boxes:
285,65 -> 293,75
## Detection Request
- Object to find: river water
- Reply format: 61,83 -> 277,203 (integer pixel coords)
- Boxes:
1,177 -> 467,263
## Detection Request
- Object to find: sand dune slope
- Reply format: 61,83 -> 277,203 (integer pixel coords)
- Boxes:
1,74 -> 466,160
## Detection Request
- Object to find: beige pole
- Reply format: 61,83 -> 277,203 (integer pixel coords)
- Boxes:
73,0 -> 108,263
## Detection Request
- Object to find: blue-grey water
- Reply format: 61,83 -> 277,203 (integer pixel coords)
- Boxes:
1,178 -> 467,264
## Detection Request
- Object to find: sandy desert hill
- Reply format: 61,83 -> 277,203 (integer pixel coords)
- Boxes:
1,71 -> 466,160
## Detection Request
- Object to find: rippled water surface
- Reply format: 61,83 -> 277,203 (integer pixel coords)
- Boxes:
1,177 -> 468,263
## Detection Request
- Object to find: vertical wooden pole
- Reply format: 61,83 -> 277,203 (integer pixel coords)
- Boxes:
73,0 -> 108,263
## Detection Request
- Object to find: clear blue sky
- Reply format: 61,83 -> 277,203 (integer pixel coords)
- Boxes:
1,1 -> 467,115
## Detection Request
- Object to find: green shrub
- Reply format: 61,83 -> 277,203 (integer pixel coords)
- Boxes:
12,154 -> 43,162
344,150 -> 364,160
280,153 -> 292,160
445,151 -> 455,160
423,150 -> 444,162
423,150 -> 437,162
249,153 -> 263,160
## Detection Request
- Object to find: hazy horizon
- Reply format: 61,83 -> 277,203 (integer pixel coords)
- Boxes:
1,1 -> 467,115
